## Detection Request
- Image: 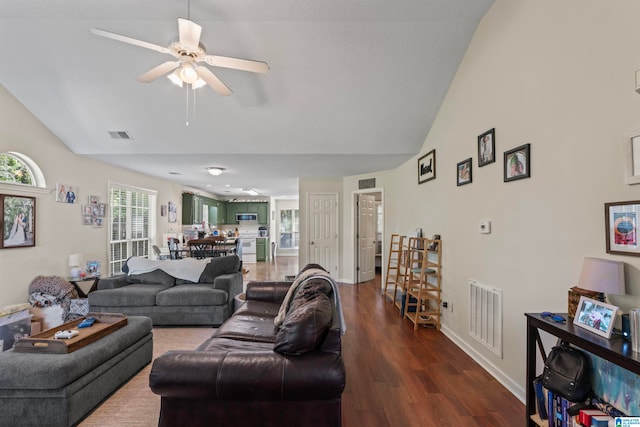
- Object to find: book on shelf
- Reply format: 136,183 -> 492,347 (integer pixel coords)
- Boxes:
533,377 -> 547,420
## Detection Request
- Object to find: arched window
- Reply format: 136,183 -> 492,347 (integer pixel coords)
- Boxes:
0,152 -> 46,191
0,153 -> 35,185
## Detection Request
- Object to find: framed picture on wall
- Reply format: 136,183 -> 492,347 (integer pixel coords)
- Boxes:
605,200 -> 640,256
418,149 -> 436,184
56,183 -> 78,203
504,144 -> 530,182
478,128 -> 495,167
456,158 -> 472,186
1,194 -> 36,249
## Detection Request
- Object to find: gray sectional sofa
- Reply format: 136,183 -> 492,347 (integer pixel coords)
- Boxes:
88,255 -> 243,326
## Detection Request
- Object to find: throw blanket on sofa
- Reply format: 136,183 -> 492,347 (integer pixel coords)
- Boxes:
126,257 -> 210,283
274,268 -> 347,335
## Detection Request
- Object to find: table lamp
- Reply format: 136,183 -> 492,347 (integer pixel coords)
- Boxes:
576,257 -> 625,302
68,253 -> 83,279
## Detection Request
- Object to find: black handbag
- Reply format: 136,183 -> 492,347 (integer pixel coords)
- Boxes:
542,340 -> 591,402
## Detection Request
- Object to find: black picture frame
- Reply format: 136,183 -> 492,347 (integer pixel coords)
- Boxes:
1,194 -> 36,249
418,149 -> 436,184
478,128 -> 495,167
456,158 -> 472,186
504,143 -> 531,182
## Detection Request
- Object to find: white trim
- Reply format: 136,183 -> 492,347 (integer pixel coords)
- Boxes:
0,182 -> 51,196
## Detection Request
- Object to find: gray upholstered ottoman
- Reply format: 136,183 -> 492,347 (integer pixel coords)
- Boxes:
0,316 -> 153,427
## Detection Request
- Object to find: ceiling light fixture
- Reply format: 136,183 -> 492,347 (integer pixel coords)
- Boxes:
242,188 -> 259,196
207,167 -> 225,176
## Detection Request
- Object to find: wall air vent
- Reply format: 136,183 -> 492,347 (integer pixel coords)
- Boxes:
108,131 -> 132,140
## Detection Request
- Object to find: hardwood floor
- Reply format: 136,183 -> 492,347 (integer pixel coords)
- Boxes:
340,276 -> 524,426
81,257 -> 525,426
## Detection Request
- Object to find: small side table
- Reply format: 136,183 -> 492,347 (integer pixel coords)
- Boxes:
68,275 -> 100,298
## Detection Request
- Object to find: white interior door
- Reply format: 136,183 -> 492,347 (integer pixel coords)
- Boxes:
358,194 -> 376,283
308,193 -> 338,275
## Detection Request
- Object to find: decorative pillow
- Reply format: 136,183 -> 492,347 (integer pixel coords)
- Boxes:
198,255 -> 241,283
126,269 -> 176,286
274,292 -> 333,355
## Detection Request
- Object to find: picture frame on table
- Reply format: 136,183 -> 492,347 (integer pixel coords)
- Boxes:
478,128 -> 495,167
418,149 -> 436,184
1,194 -> 36,249
573,296 -> 618,339
504,143 -> 530,182
605,200 -> 640,256
456,158 -> 472,186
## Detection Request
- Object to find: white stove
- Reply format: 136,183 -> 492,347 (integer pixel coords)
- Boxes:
237,222 -> 259,263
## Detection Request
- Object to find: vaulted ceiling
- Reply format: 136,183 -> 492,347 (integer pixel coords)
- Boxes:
0,0 -> 493,197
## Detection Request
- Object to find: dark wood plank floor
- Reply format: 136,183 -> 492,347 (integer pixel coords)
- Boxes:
340,276 -> 524,426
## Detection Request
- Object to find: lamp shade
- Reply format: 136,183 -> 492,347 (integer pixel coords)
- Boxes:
68,253 -> 82,267
577,257 -> 625,295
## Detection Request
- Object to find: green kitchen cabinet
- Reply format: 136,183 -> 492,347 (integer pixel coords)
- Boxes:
226,201 -> 269,224
216,201 -> 227,224
256,237 -> 269,262
182,193 -> 204,225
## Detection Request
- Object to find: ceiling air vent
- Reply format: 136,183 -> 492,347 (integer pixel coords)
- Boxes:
108,130 -> 132,140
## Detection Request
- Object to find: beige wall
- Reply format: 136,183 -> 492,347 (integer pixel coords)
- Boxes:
0,85 -> 189,305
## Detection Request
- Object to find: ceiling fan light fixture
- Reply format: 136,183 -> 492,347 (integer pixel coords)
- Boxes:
179,63 -> 199,84
192,77 -> 207,89
167,71 -> 184,87
207,167 -> 225,176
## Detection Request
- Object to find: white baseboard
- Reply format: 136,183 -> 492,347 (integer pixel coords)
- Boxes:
440,324 -> 526,404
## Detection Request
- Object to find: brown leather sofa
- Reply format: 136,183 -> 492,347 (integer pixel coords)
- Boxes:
149,266 -> 346,427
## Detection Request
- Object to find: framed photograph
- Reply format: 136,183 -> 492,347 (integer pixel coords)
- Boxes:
82,214 -> 93,225
478,128 -> 495,167
605,200 -> 640,256
56,183 -> 78,203
504,143 -> 530,182
418,149 -> 436,184
573,296 -> 618,339
456,158 -> 472,186
97,203 -> 106,217
1,194 -> 36,249
160,204 -> 167,217
82,204 -> 93,215
88,195 -> 99,205
93,216 -> 104,228
168,201 -> 177,223
624,129 -> 640,185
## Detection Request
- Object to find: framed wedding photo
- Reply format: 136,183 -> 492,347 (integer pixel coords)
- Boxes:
605,200 -> 640,256
1,194 -> 36,249
573,296 -> 618,339
504,143 -> 530,182
418,149 -> 436,184
478,128 -> 495,167
456,158 -> 472,186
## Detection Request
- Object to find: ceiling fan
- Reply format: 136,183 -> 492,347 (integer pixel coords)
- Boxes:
89,18 -> 269,96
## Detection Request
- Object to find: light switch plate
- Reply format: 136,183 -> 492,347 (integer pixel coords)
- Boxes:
479,220 -> 491,234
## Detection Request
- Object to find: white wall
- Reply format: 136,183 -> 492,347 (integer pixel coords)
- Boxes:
0,85 -> 189,306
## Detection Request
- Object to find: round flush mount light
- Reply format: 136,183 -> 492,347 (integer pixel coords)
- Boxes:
207,167 -> 225,176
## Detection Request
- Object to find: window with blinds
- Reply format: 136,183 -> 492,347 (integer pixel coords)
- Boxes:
109,184 -> 157,276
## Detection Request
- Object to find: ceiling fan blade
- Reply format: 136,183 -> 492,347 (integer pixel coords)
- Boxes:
137,61 -> 180,83
196,66 -> 232,96
178,18 -> 202,50
89,28 -> 170,55
204,55 -> 270,74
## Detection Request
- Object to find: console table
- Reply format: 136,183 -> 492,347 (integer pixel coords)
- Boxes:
525,313 -> 640,426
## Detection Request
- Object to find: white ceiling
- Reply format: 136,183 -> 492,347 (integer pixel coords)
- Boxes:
0,0 -> 493,198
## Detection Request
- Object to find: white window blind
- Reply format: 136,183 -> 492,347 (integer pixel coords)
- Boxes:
108,183 -> 157,276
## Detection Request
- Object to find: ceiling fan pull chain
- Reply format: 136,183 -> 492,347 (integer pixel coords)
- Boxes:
185,84 -> 190,126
